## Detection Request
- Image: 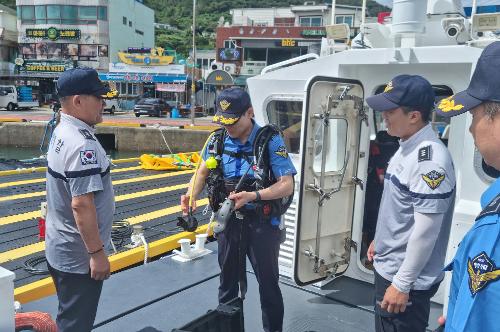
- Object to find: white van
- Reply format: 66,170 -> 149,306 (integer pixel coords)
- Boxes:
104,99 -> 121,115
0,85 -> 39,111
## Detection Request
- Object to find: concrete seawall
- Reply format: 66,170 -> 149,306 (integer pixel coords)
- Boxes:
0,122 -> 211,153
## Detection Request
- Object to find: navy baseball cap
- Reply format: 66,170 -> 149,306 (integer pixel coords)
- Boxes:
213,88 -> 251,125
57,67 -> 110,98
436,41 -> 500,117
366,74 -> 435,114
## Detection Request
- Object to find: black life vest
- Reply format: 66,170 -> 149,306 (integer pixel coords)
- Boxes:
205,124 -> 294,220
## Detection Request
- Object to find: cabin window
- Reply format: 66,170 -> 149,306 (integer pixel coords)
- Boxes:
266,99 -> 302,154
312,118 -> 348,174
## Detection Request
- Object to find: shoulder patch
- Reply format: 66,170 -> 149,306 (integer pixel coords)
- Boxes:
421,170 -> 445,190
275,146 -> 289,159
79,129 -> 96,141
467,251 -> 500,295
80,150 -> 98,165
476,193 -> 500,221
418,145 -> 432,162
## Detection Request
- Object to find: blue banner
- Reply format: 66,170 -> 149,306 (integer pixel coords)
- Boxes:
98,72 -> 187,83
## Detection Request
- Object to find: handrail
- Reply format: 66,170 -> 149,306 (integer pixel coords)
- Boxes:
260,53 -> 320,75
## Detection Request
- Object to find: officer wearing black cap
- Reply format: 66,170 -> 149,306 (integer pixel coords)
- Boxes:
45,67 -> 115,331
180,87 -> 296,332
365,75 -> 456,332
435,42 -> 500,332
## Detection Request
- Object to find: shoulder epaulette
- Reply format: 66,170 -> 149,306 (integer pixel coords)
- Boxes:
78,129 -> 96,141
418,145 -> 432,162
476,193 -> 500,221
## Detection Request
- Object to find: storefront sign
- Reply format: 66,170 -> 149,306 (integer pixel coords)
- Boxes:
218,48 -> 241,61
26,27 -> 81,41
98,73 -> 187,83
279,39 -> 297,47
109,63 -> 185,74
19,60 -> 74,73
300,29 -> 326,37
128,47 -> 151,54
156,83 -> 186,92
118,51 -> 174,65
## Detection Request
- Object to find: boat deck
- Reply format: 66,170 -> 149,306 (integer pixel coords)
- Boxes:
22,241 -> 443,332
0,158 -> 209,292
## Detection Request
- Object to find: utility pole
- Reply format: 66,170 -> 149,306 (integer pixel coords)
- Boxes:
190,0 -> 197,126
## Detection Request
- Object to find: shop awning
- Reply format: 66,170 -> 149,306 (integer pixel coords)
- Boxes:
98,72 -> 187,83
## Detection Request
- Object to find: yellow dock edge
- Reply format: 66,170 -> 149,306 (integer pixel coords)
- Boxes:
0,157 -> 139,177
0,118 -> 27,123
97,122 -> 145,128
14,224 -> 212,304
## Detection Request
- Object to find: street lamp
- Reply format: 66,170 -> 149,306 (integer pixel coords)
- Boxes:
190,0 -> 196,126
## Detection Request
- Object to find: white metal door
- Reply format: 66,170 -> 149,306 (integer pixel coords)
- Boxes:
294,76 -> 365,286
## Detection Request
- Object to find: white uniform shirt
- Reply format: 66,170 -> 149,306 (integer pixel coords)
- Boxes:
45,113 -> 115,274
373,124 -> 456,290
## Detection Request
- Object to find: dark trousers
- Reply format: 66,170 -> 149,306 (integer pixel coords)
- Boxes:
217,213 -> 284,332
48,263 -> 103,332
374,270 -> 440,332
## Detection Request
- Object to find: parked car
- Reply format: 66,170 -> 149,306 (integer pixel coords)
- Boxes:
104,99 -> 120,115
134,98 -> 171,117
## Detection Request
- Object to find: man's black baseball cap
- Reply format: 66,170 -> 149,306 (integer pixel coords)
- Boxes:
212,88 -> 252,125
436,41 -> 500,117
366,74 -> 435,115
57,67 -> 110,98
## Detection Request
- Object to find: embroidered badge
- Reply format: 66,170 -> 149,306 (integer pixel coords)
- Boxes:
421,170 -> 445,190
467,252 -> 500,296
275,146 -> 288,158
384,81 -> 393,93
418,145 -> 432,162
78,129 -> 96,141
219,99 -> 231,112
80,150 -> 98,165
437,96 -> 464,113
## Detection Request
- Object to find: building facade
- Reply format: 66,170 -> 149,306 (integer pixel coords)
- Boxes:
215,3 -> 364,85
15,0 -> 154,101
0,4 -> 18,82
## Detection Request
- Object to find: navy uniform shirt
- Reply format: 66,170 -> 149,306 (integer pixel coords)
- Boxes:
202,121 -> 296,191
444,177 -> 500,332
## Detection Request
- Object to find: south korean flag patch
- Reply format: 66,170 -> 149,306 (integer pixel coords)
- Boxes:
80,150 -> 98,165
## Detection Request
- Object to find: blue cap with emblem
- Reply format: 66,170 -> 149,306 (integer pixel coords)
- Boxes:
57,67 -> 110,98
212,88 -> 252,125
366,74 -> 435,114
436,41 -> 500,117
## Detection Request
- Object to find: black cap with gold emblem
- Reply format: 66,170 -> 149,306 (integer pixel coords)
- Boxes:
212,88 -> 252,125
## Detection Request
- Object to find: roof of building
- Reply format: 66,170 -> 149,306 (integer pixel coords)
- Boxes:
0,4 -> 16,16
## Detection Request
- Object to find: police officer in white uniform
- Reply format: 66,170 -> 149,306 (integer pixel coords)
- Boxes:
45,68 -> 115,332
366,75 -> 456,332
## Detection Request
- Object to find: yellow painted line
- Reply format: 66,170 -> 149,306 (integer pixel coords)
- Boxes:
14,223 -> 213,304
0,179 -> 192,226
0,191 -> 46,202
0,211 -> 40,226
180,125 -> 219,131
115,183 -> 188,202
112,157 -> 140,164
0,167 -> 47,177
0,118 -> 25,122
97,122 -> 145,128
0,198 -> 208,264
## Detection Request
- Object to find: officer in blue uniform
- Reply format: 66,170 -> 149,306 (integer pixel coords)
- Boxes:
180,88 -> 296,332
435,41 -> 500,332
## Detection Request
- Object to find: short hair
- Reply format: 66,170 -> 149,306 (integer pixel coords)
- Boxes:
59,96 -> 70,105
401,106 -> 431,123
483,101 -> 500,119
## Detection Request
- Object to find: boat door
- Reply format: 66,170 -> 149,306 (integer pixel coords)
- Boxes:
294,76 -> 365,286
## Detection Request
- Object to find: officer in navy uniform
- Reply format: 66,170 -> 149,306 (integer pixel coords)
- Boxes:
180,88 -> 296,332
435,41 -> 500,332
45,68 -> 114,331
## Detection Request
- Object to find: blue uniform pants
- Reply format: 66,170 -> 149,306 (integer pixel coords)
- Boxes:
217,212 -> 284,332
48,262 -> 103,332
374,270 -> 440,332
